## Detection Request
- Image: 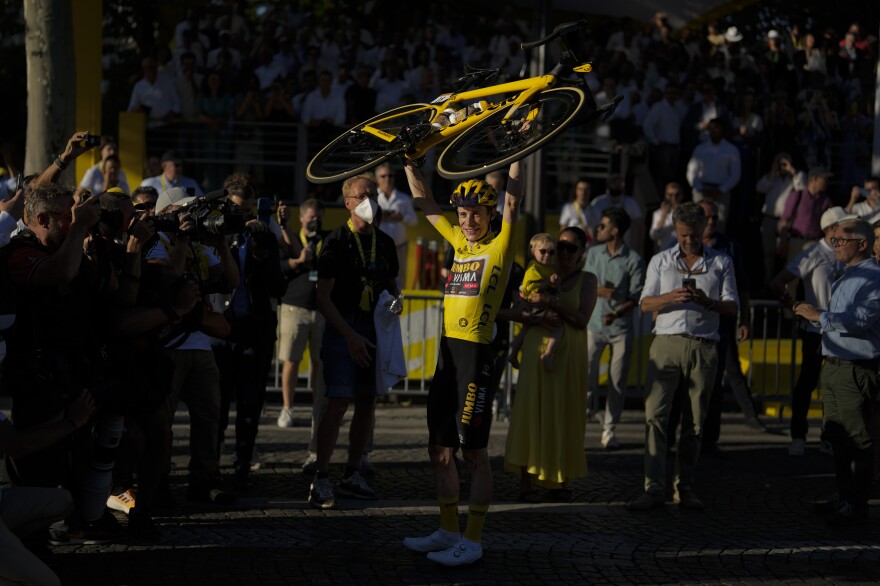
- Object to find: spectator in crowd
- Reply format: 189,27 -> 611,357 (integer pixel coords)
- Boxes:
302,70 -> 347,128
681,82 -> 729,155
140,150 -> 204,197
76,137 -> 130,198
845,177 -> 880,218
145,186 -> 237,506
756,152 -> 806,286
402,162 -> 521,566
196,72 -> 235,190
794,218 -> 880,525
778,166 -> 833,265
558,179 -> 593,242
375,163 -> 417,286
590,174 -> 644,255
214,173 -> 285,491
254,46 -> 286,90
771,207 -> 849,456
686,117 -> 741,231
584,208 -> 645,449
642,84 -> 683,195
207,30 -> 243,72
371,59 -> 408,112
174,52 -> 203,126
127,57 -> 181,155
629,202 -> 738,511
345,67 -> 378,124
308,174 -> 400,510
649,182 -> 685,252
506,226 -> 597,501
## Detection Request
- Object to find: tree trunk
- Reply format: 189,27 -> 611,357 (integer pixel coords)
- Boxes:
24,0 -> 75,177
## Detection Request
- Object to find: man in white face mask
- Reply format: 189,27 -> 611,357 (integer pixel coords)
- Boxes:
308,173 -> 401,510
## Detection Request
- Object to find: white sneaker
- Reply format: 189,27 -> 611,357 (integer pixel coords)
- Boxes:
426,537 -> 483,566
106,489 -> 136,515
277,407 -> 294,428
788,438 -> 806,456
403,529 -> 460,553
309,477 -> 336,509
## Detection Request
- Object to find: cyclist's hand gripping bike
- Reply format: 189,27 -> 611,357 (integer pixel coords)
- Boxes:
306,20 -> 622,184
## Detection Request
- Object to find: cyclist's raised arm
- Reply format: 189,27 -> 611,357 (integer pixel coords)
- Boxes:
404,162 -> 443,226
503,161 -> 522,225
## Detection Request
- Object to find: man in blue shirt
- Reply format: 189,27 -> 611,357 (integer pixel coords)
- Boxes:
794,218 -> 880,525
584,207 -> 645,449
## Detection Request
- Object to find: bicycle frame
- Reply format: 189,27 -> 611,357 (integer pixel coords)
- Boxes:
361,72 -> 566,160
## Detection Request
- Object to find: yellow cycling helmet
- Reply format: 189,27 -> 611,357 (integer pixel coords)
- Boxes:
450,179 -> 498,208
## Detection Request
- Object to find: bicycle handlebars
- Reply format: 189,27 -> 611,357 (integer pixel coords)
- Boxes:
520,20 -> 588,51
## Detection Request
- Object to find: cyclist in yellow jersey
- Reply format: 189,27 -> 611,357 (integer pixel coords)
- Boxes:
402,160 -> 521,566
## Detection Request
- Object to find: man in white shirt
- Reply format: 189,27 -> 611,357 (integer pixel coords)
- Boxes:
643,84 -> 683,194
845,177 -> 880,218
302,71 -> 346,128
756,153 -> 806,285
590,174 -> 644,255
629,202 -> 739,511
559,179 -> 593,242
686,118 -> 741,231
140,151 -> 204,196
77,137 -> 130,198
375,163 -> 417,286
127,58 -> 181,130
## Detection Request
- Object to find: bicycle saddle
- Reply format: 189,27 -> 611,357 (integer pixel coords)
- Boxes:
452,66 -> 502,91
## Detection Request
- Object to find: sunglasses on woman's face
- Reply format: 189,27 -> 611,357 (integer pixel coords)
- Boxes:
557,241 -> 579,254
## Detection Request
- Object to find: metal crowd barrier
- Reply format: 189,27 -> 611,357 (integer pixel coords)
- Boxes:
267,295 -> 802,417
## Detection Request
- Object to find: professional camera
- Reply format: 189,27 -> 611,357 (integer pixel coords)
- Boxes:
153,189 -> 245,238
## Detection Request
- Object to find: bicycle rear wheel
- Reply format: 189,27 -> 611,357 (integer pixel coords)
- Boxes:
436,87 -> 585,181
306,104 -> 434,184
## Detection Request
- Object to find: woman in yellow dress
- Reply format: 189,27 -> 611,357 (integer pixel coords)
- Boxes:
505,226 -> 597,501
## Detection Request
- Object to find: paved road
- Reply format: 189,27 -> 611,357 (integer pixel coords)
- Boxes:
45,403 -> 880,585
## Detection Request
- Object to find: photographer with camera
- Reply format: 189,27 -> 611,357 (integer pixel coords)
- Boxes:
213,173 -> 285,490
276,199 -> 327,463
2,182 -> 124,542
145,186 -> 238,505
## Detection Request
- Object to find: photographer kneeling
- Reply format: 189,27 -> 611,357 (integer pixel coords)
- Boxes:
145,187 -> 238,505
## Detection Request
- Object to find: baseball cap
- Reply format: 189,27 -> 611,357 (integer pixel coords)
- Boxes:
767,30 -> 780,40
160,150 -> 183,165
155,186 -> 196,214
808,166 -> 833,180
724,27 -> 743,43
820,206 -> 856,231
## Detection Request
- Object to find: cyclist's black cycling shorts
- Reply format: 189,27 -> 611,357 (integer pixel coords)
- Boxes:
427,336 -> 496,450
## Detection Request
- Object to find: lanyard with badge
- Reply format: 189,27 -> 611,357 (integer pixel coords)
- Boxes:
347,219 -> 376,311
300,230 -> 322,282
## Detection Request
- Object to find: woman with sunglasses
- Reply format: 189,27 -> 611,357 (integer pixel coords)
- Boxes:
505,226 -> 597,503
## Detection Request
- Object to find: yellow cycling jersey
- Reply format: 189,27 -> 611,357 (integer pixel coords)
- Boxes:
434,215 -> 513,344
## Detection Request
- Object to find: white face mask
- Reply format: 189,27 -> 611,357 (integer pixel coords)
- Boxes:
354,197 -> 379,224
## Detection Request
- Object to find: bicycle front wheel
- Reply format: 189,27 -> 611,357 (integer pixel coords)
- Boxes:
306,104 -> 434,184
436,87 -> 585,180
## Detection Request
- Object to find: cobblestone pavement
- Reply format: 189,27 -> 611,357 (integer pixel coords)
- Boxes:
45,402 -> 880,585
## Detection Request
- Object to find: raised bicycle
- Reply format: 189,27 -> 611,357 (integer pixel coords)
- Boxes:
306,20 -> 622,184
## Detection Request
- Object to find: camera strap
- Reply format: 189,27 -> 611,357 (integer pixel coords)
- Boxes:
347,219 -> 376,312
